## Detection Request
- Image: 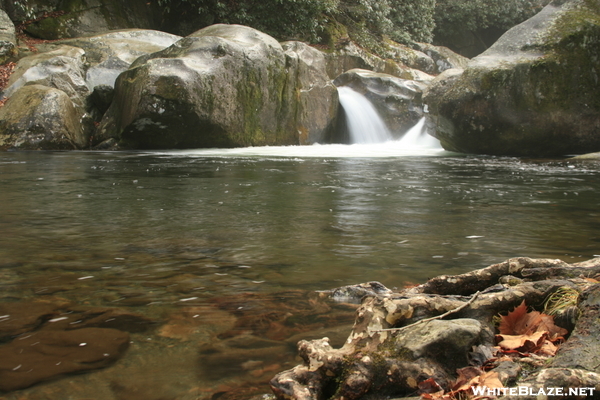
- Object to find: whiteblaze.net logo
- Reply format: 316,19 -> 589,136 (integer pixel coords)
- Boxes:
472,386 -> 596,397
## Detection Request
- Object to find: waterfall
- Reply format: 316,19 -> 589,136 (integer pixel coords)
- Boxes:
337,85 -> 442,150
337,86 -> 392,144
397,117 -> 441,149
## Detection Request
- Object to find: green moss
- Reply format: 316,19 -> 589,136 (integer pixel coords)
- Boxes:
25,15 -> 71,40
234,67 -> 264,146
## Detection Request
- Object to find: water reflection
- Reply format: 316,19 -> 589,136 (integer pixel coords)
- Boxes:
0,150 -> 599,398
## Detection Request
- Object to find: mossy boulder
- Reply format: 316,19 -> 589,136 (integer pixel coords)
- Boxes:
424,0 -> 600,157
23,0 -> 161,40
0,85 -> 86,150
38,30 -> 181,90
98,24 -> 338,149
0,9 -> 17,63
2,45 -> 89,107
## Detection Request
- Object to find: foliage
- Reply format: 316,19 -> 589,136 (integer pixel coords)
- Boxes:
389,0 -> 436,43
11,0 -> 36,21
157,0 -> 437,46
433,0 -> 551,39
157,0 -> 338,42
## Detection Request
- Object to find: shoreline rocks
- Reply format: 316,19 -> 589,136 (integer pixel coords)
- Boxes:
269,257 -> 600,400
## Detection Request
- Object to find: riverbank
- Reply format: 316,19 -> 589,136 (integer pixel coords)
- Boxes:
270,257 -> 600,400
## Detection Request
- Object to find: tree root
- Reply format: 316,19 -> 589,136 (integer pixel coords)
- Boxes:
269,257 -> 600,400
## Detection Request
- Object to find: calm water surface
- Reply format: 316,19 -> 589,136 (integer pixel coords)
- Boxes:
1,146 -> 599,399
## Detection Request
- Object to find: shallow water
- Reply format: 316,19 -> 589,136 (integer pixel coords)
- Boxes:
1,146 -> 599,399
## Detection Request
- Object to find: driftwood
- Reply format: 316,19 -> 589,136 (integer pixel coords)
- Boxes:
269,257 -> 600,400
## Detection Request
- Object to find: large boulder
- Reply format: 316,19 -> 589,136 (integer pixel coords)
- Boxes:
282,41 -> 339,144
325,41 -> 435,81
424,0 -> 600,157
97,24 -> 338,149
334,68 -> 429,138
0,9 -> 17,63
0,30 -> 182,150
0,84 -> 86,150
2,45 -> 89,107
39,30 -> 182,90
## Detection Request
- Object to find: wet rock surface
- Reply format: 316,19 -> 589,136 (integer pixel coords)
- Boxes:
0,9 -> 17,64
0,84 -> 85,150
97,24 -> 338,149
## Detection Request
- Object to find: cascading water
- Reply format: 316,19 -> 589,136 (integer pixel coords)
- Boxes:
337,86 -> 442,152
337,86 -> 392,144
397,117 -> 441,149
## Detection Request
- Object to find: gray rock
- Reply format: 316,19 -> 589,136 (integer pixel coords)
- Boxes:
2,45 -> 89,107
393,318 -> 483,370
98,24 -> 337,149
325,41 -> 434,81
323,281 -> 393,303
0,85 -> 85,150
41,29 -> 182,90
413,42 -> 470,73
282,41 -> 339,144
0,9 -> 17,63
424,0 -> 600,157
334,68 -> 430,138
571,152 -> 600,160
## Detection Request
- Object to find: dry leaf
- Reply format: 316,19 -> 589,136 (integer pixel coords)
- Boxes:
419,377 -> 444,394
496,331 -> 547,352
498,301 -> 568,339
452,367 -> 484,391
498,300 -> 529,335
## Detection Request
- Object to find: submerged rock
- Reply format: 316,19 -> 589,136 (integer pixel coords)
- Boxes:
97,24 -> 337,149
424,0 -> 600,157
0,327 -> 129,391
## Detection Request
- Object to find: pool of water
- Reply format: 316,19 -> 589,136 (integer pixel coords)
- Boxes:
1,146 -> 599,399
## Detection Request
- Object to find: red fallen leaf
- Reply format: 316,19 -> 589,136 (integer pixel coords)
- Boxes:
450,370 -> 503,398
419,377 -> 444,394
498,300 -> 568,339
498,300 -> 529,334
420,391 -> 450,400
452,367 -> 484,391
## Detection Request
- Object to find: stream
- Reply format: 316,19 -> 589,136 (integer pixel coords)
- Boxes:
1,146 -> 599,399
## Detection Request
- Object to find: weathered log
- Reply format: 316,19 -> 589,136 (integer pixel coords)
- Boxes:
412,257 -> 571,296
